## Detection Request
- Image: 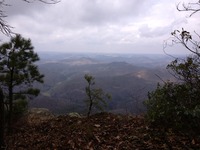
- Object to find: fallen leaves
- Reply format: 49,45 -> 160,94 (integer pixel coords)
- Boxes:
5,113 -> 200,149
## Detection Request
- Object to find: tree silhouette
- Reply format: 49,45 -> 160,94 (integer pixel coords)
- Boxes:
84,74 -> 111,117
0,34 -> 44,132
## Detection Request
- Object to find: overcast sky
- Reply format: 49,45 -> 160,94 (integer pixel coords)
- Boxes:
1,0 -> 199,54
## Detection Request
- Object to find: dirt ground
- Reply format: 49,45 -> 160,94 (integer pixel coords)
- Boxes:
5,113 -> 200,150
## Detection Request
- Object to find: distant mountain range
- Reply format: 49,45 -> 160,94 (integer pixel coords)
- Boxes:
31,52 -> 175,115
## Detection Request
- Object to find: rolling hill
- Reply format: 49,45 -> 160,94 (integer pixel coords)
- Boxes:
31,53 -> 174,115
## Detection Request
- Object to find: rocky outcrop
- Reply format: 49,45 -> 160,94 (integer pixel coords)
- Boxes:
27,108 -> 54,125
68,112 -> 82,118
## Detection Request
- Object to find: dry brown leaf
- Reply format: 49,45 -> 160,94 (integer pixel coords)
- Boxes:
94,124 -> 101,128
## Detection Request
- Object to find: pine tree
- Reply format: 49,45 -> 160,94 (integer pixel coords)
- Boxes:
0,34 -> 44,132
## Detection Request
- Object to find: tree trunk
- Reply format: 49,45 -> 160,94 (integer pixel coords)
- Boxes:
8,69 -> 14,133
87,100 -> 93,118
0,88 -> 5,149
8,85 -> 13,133
87,83 -> 93,118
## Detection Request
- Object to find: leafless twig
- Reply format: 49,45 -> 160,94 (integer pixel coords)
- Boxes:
177,1 -> 200,17
0,0 -> 60,36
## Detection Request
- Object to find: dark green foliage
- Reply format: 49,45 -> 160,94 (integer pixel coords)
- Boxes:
145,55 -> 200,131
0,88 -> 5,148
84,74 -> 111,117
0,34 -> 44,131
0,35 -> 44,88
167,56 -> 200,85
13,99 -> 28,120
148,0 -> 200,132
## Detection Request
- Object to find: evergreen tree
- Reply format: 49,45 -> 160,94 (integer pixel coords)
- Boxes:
84,74 -> 111,117
0,34 -> 44,131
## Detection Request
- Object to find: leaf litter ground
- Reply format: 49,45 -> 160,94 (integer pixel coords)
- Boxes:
5,113 -> 200,149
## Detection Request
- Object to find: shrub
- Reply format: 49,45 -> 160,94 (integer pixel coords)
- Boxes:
145,56 -> 200,131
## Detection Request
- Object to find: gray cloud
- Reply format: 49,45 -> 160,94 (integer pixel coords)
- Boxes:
0,0 -> 199,54
80,0 -> 145,25
3,0 -> 47,17
138,24 -> 169,38
138,18 -> 188,38
33,0 -> 148,29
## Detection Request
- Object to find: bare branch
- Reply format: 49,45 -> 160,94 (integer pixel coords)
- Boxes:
177,1 -> 200,17
23,0 -> 60,4
155,74 -> 167,84
164,28 -> 200,57
0,0 -> 60,36
0,18 -> 12,36
0,1 -> 12,36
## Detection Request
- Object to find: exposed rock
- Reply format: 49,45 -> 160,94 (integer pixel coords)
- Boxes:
68,112 -> 82,118
27,108 -> 54,125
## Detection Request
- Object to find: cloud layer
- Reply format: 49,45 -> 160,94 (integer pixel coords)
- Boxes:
1,0 -> 199,54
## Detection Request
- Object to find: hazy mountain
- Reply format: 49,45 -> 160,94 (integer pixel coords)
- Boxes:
31,52 -> 174,115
